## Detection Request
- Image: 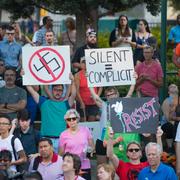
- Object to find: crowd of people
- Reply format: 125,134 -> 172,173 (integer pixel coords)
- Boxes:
0,13 -> 179,180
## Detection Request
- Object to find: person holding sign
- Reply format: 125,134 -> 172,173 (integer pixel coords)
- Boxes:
107,127 -> 163,180
75,58 -> 102,122
90,86 -> 140,165
109,15 -> 135,48
26,73 -> 76,153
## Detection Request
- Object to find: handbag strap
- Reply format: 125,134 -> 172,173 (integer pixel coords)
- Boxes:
66,31 -> 75,46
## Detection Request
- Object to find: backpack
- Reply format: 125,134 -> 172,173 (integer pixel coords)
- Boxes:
11,136 -> 27,173
32,156 -> 41,171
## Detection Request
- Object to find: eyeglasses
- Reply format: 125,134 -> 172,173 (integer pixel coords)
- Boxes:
143,51 -> 152,54
66,117 -> 77,122
128,148 -> 140,152
0,158 -> 10,162
4,74 -> 15,77
0,122 -> 10,126
106,93 -> 116,97
6,33 -> 15,36
53,88 -> 63,92
0,64 -> 4,66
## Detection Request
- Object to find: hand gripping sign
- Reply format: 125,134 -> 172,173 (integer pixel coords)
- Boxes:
22,46 -> 71,85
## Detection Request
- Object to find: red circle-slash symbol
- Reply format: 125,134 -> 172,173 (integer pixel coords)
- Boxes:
29,47 -> 65,83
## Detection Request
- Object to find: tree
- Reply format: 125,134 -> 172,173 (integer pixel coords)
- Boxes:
0,0 -> 161,46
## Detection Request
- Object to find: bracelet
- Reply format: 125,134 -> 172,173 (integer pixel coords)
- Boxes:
4,103 -> 8,109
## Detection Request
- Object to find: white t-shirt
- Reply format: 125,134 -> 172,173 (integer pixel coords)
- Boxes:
175,123 -> 180,142
0,134 -> 24,171
59,175 -> 85,180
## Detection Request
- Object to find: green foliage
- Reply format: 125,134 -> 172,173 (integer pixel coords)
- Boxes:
166,63 -> 180,86
98,32 -> 110,48
148,26 -> 179,86
0,0 -> 34,19
151,26 -> 173,62
0,0 -> 161,20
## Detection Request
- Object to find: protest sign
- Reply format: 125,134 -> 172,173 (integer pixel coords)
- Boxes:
79,121 -> 101,142
85,47 -> 135,87
109,97 -> 159,133
22,46 -> 71,85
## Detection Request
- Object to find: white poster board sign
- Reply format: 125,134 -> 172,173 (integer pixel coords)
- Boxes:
79,121 -> 100,142
85,47 -> 135,87
22,46 -> 71,85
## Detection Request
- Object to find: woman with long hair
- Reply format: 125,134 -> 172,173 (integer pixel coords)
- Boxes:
109,15 -> 135,48
133,19 -> 153,65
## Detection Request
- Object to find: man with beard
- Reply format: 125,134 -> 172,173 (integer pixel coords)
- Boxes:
0,67 -> 27,119
26,74 -> 76,153
72,28 -> 97,72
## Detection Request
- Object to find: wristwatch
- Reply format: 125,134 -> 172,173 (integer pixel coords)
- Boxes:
4,103 -> 8,109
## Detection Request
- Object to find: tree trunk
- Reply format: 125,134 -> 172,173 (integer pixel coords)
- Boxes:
75,12 -> 87,48
75,7 -> 99,48
89,8 -> 98,33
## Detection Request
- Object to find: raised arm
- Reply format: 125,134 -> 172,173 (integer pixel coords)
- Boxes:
106,127 -> 120,169
26,85 -> 40,103
156,126 -> 163,151
68,73 -> 76,107
89,87 -> 103,108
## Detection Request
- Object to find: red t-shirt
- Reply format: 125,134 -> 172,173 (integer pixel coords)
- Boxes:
135,61 -> 163,97
116,160 -> 149,180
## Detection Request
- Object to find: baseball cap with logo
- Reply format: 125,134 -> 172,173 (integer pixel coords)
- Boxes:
86,28 -> 96,37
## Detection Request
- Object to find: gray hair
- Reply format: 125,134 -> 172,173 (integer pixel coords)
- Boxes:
145,142 -> 162,157
168,84 -> 179,95
64,109 -> 80,122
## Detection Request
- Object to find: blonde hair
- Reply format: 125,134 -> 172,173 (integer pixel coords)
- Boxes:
97,163 -> 115,180
168,84 -> 178,95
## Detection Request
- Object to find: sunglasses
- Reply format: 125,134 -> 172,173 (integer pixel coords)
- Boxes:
128,148 -> 140,152
6,33 -> 15,35
66,117 -> 77,122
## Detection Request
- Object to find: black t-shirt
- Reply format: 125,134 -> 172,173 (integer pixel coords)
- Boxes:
72,44 -> 88,64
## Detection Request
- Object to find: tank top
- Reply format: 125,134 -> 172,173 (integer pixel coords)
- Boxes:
79,70 -> 97,105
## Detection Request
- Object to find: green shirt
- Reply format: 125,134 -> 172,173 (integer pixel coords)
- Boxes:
39,97 -> 70,137
105,130 -> 140,162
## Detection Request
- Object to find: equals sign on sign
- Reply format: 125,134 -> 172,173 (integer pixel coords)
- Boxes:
105,64 -> 112,70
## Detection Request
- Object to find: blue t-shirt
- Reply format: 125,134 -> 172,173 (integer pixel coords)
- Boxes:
0,40 -> 22,67
168,25 -> 180,44
138,162 -> 177,180
39,96 -> 70,137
